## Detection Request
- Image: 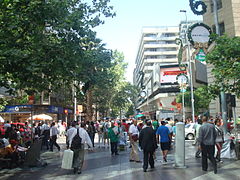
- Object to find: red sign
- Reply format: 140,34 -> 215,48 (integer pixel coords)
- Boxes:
163,70 -> 187,76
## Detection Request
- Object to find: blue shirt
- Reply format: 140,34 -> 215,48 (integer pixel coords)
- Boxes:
172,126 -> 176,135
156,125 -> 170,143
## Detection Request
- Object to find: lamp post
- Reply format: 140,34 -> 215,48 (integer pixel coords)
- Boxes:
212,0 -> 227,134
180,10 -> 195,122
73,80 -> 77,122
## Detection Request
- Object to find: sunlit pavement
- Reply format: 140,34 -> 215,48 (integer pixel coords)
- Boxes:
1,137 -> 240,180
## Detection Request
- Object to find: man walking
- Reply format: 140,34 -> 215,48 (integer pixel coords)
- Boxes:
66,122 -> 77,149
139,120 -> 157,172
129,119 -> 141,163
198,116 -> 217,174
50,122 -> 60,152
156,121 -> 171,163
194,118 -> 202,158
41,121 -> 50,150
69,122 -> 93,174
103,119 -> 110,148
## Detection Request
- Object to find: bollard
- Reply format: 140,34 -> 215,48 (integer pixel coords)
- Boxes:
174,122 -> 187,168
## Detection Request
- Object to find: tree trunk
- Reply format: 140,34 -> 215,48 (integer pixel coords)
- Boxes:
86,88 -> 93,122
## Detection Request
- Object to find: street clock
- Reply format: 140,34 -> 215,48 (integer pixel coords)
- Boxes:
140,91 -> 147,98
176,74 -> 188,85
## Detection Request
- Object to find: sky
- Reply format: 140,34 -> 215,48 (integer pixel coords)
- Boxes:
93,0 -> 202,83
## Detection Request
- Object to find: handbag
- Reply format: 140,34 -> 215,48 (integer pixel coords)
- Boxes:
132,134 -> 139,142
61,149 -> 74,169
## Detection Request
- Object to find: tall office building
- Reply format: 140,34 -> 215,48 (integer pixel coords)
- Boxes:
133,26 -> 180,119
203,0 -> 240,117
134,26 -> 179,90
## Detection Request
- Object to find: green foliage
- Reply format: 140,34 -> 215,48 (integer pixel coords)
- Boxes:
176,86 -> 213,114
125,104 -> 134,118
206,35 -> 240,97
0,0 -> 115,95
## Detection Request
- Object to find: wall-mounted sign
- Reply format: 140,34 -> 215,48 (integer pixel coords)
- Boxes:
188,23 -> 212,46
1,105 -> 33,113
195,49 -> 206,62
160,67 -> 187,84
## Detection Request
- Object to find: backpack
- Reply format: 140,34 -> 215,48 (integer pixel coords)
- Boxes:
71,128 -> 82,149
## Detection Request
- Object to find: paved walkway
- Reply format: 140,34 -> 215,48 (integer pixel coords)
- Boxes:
1,137 -> 239,180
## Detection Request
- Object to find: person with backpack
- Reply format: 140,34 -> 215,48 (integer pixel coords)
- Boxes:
69,122 -> 93,174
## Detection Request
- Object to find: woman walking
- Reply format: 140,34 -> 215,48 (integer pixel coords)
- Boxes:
215,118 -> 224,162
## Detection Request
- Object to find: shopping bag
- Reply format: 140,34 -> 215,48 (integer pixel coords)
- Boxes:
61,149 -> 74,169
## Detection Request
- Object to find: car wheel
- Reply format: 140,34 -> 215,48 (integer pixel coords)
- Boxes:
186,133 -> 194,140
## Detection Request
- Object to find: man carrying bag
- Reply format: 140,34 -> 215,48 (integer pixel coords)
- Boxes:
69,122 -> 93,174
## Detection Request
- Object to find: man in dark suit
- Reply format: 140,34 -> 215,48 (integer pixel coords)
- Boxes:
139,120 -> 158,172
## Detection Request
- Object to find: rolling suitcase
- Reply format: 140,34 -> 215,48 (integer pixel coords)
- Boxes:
61,149 -> 74,169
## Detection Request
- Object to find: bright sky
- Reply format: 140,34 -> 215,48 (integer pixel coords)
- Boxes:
94,0 -> 202,83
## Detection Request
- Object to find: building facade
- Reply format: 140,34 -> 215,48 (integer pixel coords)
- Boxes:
203,0 -> 240,117
133,21 -> 209,120
133,26 -> 179,118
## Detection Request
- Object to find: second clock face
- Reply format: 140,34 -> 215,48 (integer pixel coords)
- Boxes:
140,91 -> 146,98
177,74 -> 188,84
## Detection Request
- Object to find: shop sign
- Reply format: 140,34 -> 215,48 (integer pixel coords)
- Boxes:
77,105 -> 83,113
48,106 -> 63,113
1,105 -> 33,113
160,109 -> 174,113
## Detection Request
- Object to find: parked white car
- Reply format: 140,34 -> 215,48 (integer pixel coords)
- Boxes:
185,123 -> 197,140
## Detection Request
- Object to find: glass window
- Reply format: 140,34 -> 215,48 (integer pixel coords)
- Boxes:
210,0 -> 223,12
212,22 -> 225,35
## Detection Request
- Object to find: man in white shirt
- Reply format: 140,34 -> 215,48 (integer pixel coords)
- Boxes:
129,120 -> 141,162
4,121 -> 11,130
66,122 -> 77,149
50,122 -> 60,151
41,121 -> 50,150
69,122 -> 93,174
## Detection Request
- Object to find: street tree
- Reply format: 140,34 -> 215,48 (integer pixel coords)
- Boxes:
206,35 -> 240,97
0,0 -> 115,95
176,86 -> 212,115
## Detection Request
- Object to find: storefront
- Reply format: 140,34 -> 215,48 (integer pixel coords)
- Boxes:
0,105 -> 73,123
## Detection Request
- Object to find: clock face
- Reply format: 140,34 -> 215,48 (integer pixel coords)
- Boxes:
177,74 -> 188,84
140,91 -> 146,98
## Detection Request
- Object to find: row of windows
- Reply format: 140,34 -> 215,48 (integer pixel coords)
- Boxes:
145,47 -> 177,52
144,33 -> 177,38
144,41 -> 176,45
145,55 -> 177,59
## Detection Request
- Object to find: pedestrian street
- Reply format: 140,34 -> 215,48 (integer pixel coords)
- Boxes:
1,137 -> 239,180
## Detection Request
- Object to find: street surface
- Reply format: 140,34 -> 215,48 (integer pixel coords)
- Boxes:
0,137 -> 240,180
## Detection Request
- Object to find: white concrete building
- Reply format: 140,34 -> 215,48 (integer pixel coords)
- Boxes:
133,23 -> 208,120
133,26 -> 180,119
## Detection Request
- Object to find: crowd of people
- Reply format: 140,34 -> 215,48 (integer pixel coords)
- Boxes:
0,115 -> 234,175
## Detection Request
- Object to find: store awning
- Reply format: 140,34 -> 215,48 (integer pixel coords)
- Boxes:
0,115 -> 4,122
27,114 -> 53,121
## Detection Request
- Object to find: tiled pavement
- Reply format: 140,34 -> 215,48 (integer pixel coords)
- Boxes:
1,137 -> 240,180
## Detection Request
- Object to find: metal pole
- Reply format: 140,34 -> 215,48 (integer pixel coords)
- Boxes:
182,90 -> 185,121
187,40 -> 195,122
181,10 -> 195,122
212,0 -> 227,133
74,80 -> 77,122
